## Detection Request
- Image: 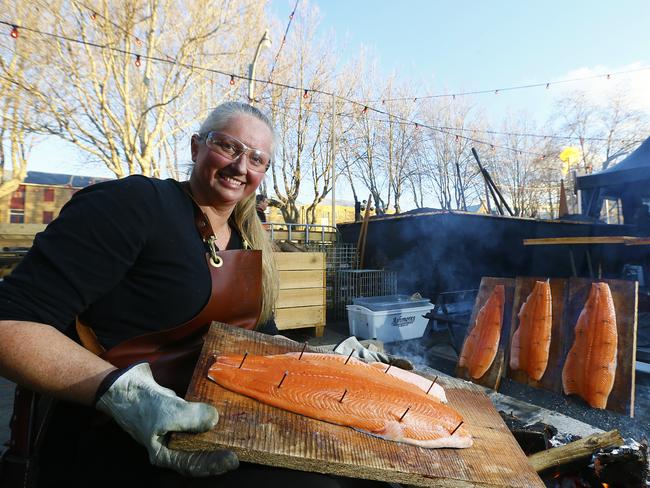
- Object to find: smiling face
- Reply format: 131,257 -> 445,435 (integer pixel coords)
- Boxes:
190,114 -> 272,209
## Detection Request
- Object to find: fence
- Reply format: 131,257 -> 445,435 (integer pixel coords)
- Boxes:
332,269 -> 398,319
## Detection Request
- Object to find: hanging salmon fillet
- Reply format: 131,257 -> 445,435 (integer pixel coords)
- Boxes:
562,282 -> 618,409
208,352 -> 472,449
510,280 -> 553,381
458,285 -> 505,379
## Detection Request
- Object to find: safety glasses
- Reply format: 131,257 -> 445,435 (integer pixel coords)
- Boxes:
200,131 -> 271,173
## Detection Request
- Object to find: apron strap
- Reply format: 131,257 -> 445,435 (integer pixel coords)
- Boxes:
75,318 -> 106,356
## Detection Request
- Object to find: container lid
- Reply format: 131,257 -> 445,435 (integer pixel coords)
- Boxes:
352,294 -> 431,311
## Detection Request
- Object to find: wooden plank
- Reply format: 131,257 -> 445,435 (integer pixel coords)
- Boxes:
456,277 -> 516,390
170,323 -> 544,488
276,288 -> 325,309
274,252 -> 325,271
624,236 -> 650,246
506,277 -> 567,393
279,270 -> 324,289
275,306 -> 325,329
523,236 -> 631,246
563,278 -> 637,417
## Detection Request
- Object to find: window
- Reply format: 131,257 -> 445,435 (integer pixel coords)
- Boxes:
9,209 -> 24,224
43,188 -> 55,202
43,211 -> 54,224
10,185 -> 26,210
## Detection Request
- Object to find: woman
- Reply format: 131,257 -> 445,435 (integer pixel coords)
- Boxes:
0,102 -> 386,487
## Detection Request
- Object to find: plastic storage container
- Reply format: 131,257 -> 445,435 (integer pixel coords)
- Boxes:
346,295 -> 434,343
352,294 -> 432,311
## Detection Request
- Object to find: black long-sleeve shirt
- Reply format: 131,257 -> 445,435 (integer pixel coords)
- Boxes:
0,175 -> 276,349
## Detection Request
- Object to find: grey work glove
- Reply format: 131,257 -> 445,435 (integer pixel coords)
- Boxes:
333,336 -> 391,363
333,337 -> 414,370
96,363 -> 238,477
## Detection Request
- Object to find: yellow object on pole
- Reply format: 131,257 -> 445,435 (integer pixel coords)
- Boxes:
559,146 -> 581,177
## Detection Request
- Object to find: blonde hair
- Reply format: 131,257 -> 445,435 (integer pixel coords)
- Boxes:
199,102 -> 278,327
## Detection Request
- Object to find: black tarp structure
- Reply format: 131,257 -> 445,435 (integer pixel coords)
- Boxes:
577,136 -> 650,225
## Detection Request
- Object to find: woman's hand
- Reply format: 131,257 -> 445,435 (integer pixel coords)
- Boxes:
96,362 -> 238,477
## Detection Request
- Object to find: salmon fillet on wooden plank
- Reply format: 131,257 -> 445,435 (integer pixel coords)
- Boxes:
458,285 -> 505,379
208,352 -> 472,449
562,282 -> 618,409
510,280 -> 553,381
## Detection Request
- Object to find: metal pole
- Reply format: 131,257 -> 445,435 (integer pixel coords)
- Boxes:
330,93 -> 337,228
248,30 -> 271,103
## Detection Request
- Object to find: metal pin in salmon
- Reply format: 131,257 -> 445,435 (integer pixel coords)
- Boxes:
384,364 -> 392,374
399,406 -> 411,422
450,421 -> 464,435
277,371 -> 289,389
344,350 -> 354,365
425,376 -> 438,395
238,351 -> 249,369
339,389 -> 348,403
299,342 -> 308,360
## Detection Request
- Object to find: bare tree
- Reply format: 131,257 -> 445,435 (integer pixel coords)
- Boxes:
8,0 -> 267,178
552,88 -> 647,174
0,1 -> 54,197
416,97 -> 482,210
262,5 -> 362,223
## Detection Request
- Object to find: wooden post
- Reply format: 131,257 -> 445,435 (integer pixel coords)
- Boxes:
357,193 -> 372,268
527,429 -> 624,473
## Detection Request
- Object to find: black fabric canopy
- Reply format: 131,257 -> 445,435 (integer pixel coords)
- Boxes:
576,137 -> 650,220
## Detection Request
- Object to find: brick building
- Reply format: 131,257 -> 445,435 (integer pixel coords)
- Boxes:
1,171 -> 109,224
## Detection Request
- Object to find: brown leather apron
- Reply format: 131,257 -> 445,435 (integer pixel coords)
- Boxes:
1,185 -> 264,486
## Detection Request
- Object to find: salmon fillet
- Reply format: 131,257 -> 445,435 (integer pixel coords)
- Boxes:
368,362 -> 447,403
510,280 -> 553,381
208,352 -> 472,449
458,285 -> 505,379
562,283 -> 617,409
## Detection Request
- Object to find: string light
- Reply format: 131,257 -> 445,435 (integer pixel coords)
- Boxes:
3,18 -> 640,159
134,54 -> 141,67
135,37 -> 142,46
363,66 -> 650,103
10,25 -> 18,38
90,11 -> 97,21
303,89 -> 309,98
545,83 -> 550,89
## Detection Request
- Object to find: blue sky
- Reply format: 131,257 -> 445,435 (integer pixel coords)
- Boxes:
27,0 -> 650,192
268,0 -> 650,121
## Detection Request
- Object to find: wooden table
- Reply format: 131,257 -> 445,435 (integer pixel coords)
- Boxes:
170,322 -> 544,487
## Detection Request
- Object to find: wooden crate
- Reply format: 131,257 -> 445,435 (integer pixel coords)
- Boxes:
274,252 -> 326,337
